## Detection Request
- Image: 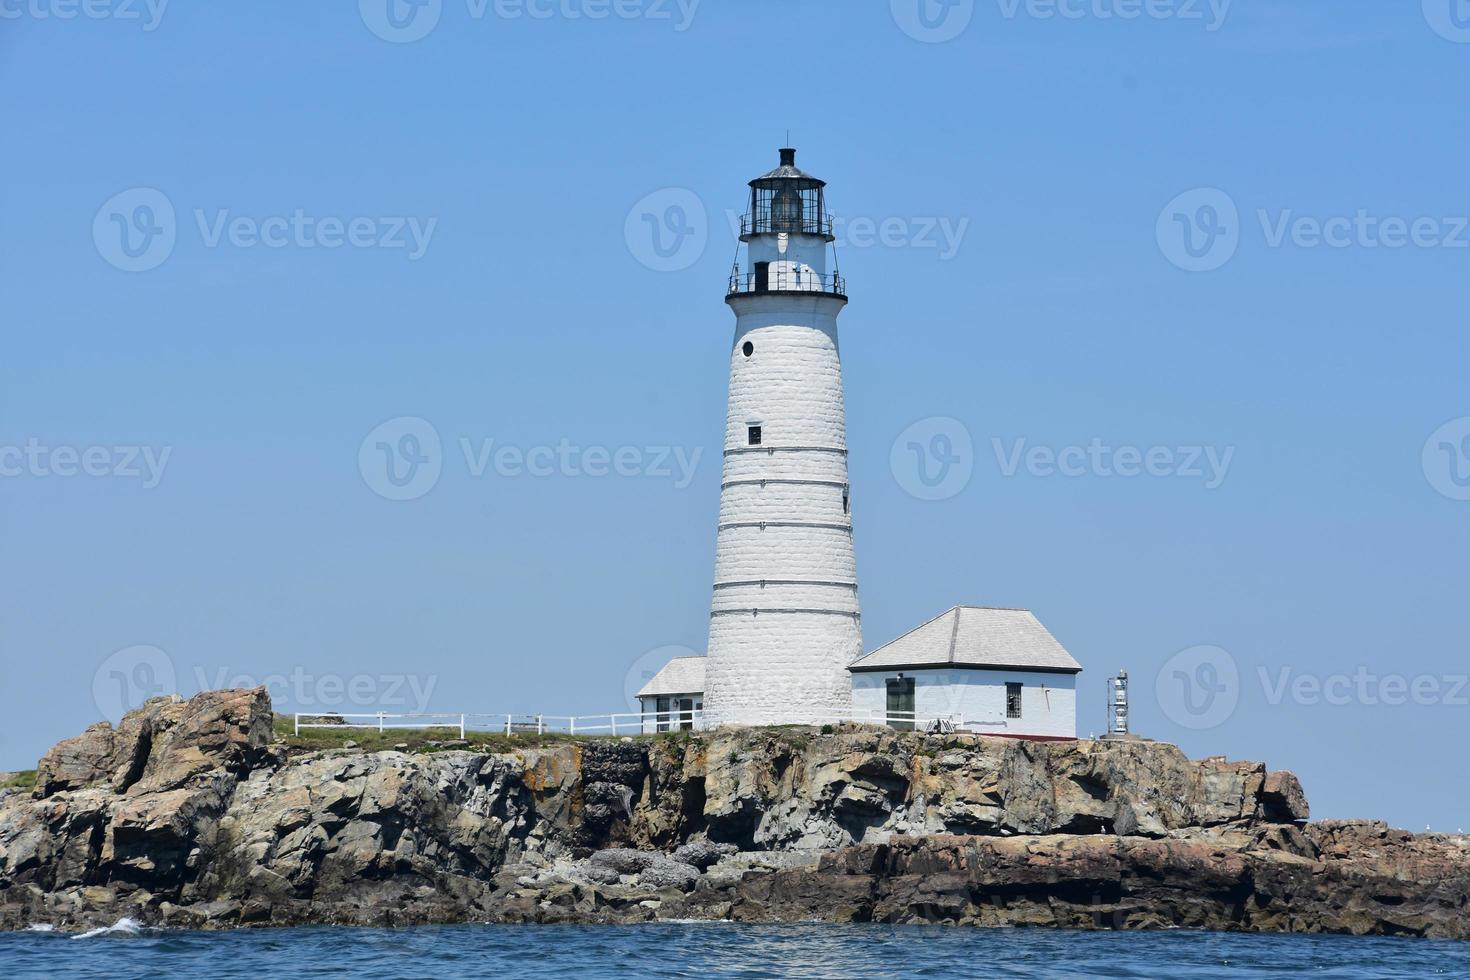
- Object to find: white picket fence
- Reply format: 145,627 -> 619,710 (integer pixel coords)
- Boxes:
292,707 -> 997,739
292,710 -> 698,738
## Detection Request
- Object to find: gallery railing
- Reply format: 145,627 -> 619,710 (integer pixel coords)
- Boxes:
727,267 -> 846,297
739,209 -> 835,238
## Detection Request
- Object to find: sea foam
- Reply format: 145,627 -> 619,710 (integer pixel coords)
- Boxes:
71,917 -> 144,940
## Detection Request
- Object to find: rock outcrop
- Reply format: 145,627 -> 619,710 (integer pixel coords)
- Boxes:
1,689 -> 1465,938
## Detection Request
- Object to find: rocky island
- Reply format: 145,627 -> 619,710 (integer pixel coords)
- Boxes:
1,688 -> 1466,938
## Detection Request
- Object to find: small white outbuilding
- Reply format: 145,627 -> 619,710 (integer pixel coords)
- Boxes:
848,606 -> 1082,739
636,656 -> 706,733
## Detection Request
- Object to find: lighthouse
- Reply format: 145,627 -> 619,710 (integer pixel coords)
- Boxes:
702,147 -> 862,727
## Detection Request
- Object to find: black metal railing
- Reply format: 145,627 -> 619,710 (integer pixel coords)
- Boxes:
728,267 -> 846,297
739,209 -> 835,238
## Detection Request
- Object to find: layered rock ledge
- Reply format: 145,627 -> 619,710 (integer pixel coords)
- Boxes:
1,689 -> 1466,938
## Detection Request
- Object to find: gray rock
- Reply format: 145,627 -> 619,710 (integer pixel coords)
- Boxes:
574,863 -> 622,886
672,839 -> 738,870
34,722 -> 120,796
1260,771 -> 1310,823
588,848 -> 659,875
638,857 -> 699,891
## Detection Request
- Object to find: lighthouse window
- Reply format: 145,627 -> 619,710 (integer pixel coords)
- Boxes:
842,486 -> 849,514
747,425 -> 763,446
742,341 -> 754,358
1006,683 -> 1023,719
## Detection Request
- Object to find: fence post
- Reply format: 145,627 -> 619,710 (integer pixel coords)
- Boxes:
612,715 -> 618,736
569,716 -> 576,736
505,715 -> 512,736
294,713 -> 299,736
377,712 -> 384,734
537,715 -> 544,736
459,714 -> 465,740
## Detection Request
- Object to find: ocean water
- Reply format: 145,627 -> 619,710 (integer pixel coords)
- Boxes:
3,921 -> 1468,979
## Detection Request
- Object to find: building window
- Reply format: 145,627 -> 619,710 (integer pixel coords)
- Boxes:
886,676 -> 915,732
656,696 -> 671,733
676,697 -> 695,731
748,425 -> 762,446
842,486 -> 849,514
742,341 -> 754,358
1006,683 -> 1023,719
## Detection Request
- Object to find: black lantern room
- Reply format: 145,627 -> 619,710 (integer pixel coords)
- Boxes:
741,148 -> 835,241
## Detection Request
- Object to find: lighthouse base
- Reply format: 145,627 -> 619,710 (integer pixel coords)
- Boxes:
702,610 -> 860,727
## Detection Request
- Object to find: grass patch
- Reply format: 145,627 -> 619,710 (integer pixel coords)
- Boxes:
272,714 -> 650,755
1,770 -> 36,791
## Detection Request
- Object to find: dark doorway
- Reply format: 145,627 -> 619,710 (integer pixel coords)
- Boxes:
754,261 -> 770,292
886,677 -> 915,731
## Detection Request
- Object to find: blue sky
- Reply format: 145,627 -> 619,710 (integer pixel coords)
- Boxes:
2,1 -> 1468,831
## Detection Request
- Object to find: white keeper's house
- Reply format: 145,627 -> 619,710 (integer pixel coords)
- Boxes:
847,606 -> 1081,739
637,147 -> 1084,739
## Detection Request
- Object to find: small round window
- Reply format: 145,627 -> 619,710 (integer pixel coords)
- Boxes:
742,341 -> 754,358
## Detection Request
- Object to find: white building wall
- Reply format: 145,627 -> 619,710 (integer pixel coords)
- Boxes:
704,289 -> 861,727
850,669 -> 1078,739
747,231 -> 829,271
745,232 -> 833,292
638,693 -> 702,735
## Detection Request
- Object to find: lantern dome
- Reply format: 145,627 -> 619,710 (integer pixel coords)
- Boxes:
740,148 -> 835,242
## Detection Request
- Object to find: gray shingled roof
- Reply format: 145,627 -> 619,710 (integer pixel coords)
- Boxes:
848,606 -> 1082,674
636,656 -> 707,698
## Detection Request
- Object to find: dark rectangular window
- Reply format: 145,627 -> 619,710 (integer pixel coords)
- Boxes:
1006,683 -> 1023,719
656,696 -> 671,733
886,677 -> 915,732
748,425 -> 762,446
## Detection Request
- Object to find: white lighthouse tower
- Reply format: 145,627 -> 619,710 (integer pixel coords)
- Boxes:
702,147 -> 862,727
